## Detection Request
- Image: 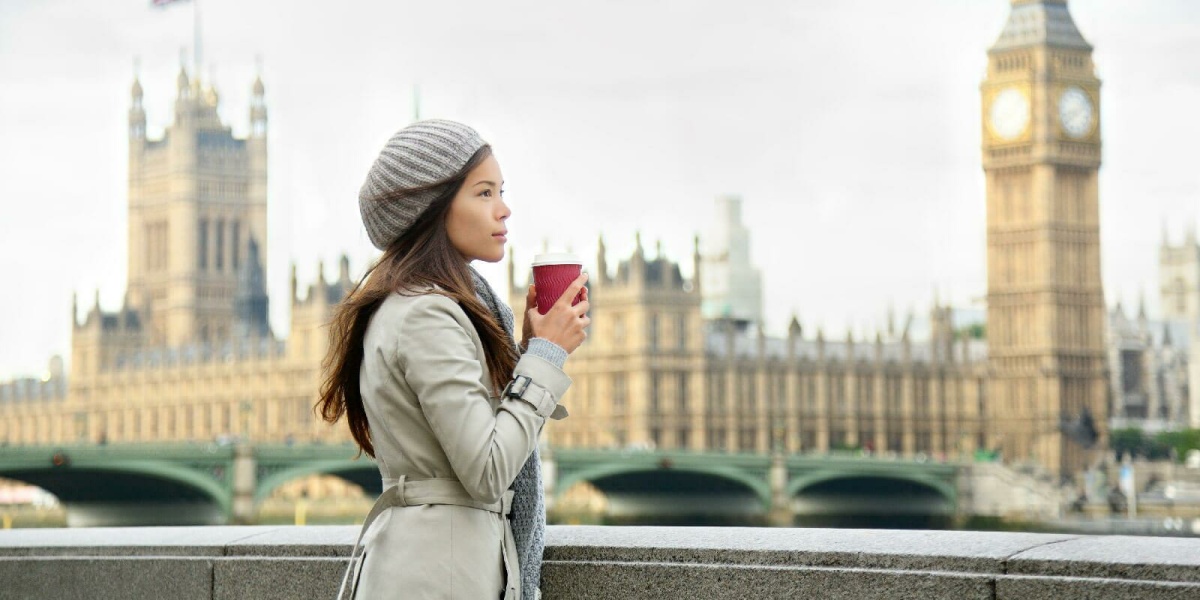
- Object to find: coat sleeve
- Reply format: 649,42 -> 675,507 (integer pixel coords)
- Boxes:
398,294 -> 572,504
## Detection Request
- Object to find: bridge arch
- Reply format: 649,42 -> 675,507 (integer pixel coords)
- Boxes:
0,461 -> 230,514
787,470 -> 957,505
254,459 -> 380,504
557,463 -> 772,508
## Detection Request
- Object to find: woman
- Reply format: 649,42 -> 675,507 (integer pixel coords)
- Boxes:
318,119 -> 590,599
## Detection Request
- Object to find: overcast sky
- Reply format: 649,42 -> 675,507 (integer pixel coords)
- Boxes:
1,0 -> 1199,379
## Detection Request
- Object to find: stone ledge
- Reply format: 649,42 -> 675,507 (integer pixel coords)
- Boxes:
0,525 -> 1197,599
544,526 -> 1079,574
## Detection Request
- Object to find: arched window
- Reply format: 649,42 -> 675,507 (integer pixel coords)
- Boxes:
231,220 -> 241,270
198,219 -> 209,269
215,219 -> 225,270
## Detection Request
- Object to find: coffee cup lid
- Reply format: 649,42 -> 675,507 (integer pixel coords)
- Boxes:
532,252 -> 582,266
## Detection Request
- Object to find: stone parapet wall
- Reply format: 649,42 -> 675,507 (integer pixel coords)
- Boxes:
1,525 -> 1199,599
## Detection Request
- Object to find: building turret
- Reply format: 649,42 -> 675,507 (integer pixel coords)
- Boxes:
290,263 -> 299,303
338,255 -> 351,285
247,72 -> 269,287
929,298 -> 954,364
69,289 -> 146,390
631,231 -> 646,284
129,74 -> 146,143
174,64 -> 192,123
234,236 -> 271,340
288,258 -> 350,362
250,74 -> 268,139
596,234 -> 608,287
786,314 -> 802,359
1138,291 -> 1148,324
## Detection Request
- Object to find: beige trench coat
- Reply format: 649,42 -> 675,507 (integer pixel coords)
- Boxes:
349,287 -> 571,600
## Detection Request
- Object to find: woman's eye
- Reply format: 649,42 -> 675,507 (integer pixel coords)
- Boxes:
481,190 -> 492,197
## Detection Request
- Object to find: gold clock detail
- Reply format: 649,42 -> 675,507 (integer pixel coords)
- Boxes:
989,87 -> 1030,141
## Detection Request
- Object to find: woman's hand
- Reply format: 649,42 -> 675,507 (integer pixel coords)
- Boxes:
526,272 -> 590,354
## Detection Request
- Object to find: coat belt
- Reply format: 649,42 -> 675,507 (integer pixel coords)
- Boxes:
336,475 -> 520,600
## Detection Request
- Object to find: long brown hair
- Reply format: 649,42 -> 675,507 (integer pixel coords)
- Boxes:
316,145 -> 519,458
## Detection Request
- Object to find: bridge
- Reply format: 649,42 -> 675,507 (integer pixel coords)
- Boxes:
0,442 -> 1013,526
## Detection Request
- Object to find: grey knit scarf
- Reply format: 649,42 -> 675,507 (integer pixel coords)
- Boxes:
469,266 -> 545,599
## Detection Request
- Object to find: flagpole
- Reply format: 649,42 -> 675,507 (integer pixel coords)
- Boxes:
193,0 -> 202,80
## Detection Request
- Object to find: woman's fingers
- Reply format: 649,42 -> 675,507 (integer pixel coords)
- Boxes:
525,272 -> 592,354
556,272 -> 589,307
573,300 -> 590,317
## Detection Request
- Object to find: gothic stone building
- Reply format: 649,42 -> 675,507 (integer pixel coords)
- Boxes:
0,1 -> 1132,485
0,68 -> 350,449
507,237 -> 991,462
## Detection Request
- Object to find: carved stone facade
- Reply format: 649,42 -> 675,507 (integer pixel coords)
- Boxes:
1106,303 -> 1192,433
0,68 -> 349,449
508,239 -> 990,462
979,0 -> 1109,479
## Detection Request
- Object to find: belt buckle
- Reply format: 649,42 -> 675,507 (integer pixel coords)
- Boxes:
505,375 -> 532,399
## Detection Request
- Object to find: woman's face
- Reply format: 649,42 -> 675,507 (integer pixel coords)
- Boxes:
446,154 -> 510,263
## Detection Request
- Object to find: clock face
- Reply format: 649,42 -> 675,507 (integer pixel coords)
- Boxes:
1058,86 -> 1094,138
989,87 -> 1030,140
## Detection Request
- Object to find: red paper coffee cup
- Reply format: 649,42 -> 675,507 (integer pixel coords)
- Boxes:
532,252 -> 585,315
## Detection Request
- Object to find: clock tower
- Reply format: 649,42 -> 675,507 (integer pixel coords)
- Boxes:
981,0 -> 1107,481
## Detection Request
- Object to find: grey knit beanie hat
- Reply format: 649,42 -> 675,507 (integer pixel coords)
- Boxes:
358,119 -> 487,250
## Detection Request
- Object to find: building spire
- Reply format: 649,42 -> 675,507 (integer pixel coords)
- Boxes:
691,233 -> 701,296
993,0 -> 1091,52
250,60 -> 267,139
290,263 -> 299,302
129,58 -> 146,141
596,234 -> 608,284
